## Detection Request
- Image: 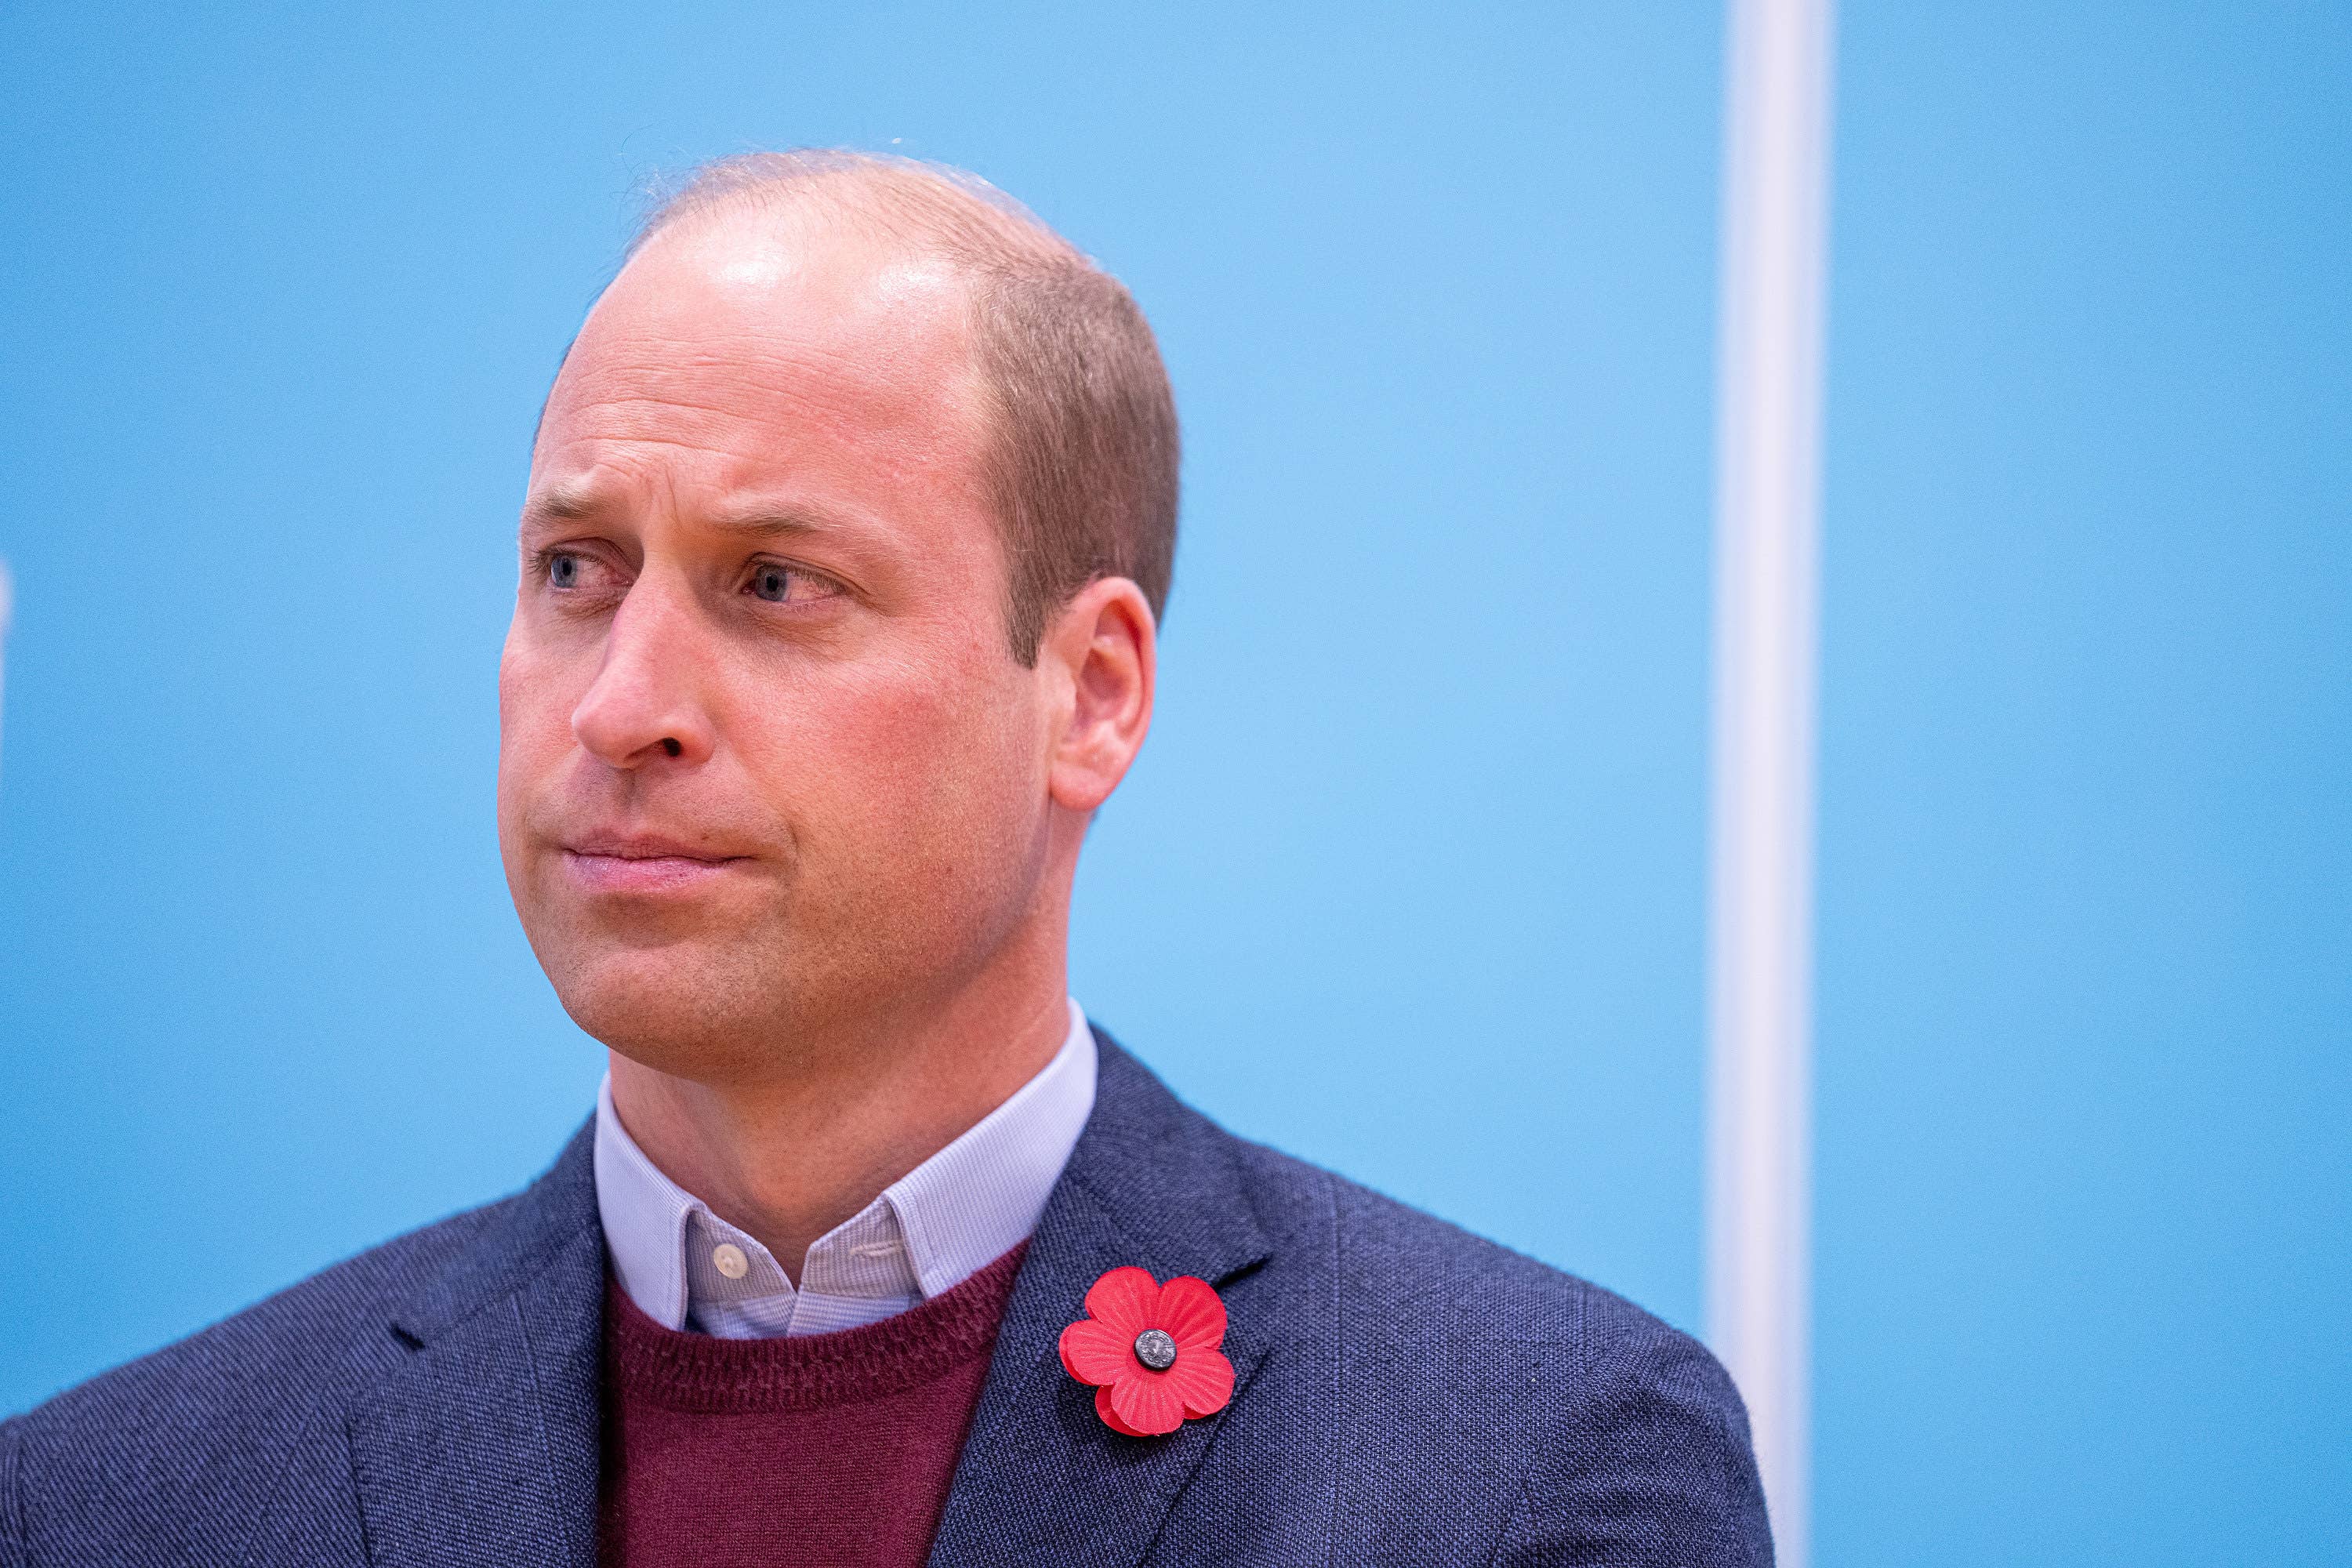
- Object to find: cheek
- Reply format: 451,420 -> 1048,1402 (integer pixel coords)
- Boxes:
751,653 -> 1041,864
496,633 -> 583,824
501,628 -> 572,729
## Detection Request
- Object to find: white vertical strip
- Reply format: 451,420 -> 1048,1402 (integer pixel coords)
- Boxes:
1706,0 -> 1835,1565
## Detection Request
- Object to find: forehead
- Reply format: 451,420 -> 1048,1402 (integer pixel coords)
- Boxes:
531,212 -> 991,509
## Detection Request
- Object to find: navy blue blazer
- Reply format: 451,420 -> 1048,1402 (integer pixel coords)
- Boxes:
0,1034 -> 1772,1566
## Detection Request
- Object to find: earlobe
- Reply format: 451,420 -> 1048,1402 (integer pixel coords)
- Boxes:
1047,578 -> 1156,815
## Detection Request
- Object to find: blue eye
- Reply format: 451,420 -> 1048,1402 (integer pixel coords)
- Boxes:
547,553 -> 580,589
750,564 -> 795,602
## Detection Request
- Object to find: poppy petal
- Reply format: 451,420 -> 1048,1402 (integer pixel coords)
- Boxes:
1109,1372 -> 1186,1436
1152,1276 -> 1228,1352
1083,1266 -> 1161,1338
1165,1345 -> 1236,1417
1059,1319 -> 1134,1386
1094,1384 -> 1149,1436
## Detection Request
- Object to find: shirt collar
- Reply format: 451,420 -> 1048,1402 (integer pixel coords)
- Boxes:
594,998 -> 1098,1336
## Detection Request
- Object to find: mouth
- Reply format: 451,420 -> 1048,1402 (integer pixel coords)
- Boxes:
558,834 -> 752,895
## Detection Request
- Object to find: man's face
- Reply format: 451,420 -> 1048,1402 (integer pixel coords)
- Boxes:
498,215 -> 1057,1078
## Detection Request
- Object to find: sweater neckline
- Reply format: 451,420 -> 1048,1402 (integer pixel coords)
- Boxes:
602,1242 -> 1027,1413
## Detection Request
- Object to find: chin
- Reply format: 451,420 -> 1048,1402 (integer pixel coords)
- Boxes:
543,937 -> 792,1080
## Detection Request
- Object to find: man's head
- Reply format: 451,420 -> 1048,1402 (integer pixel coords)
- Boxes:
497,151 -> 1176,1083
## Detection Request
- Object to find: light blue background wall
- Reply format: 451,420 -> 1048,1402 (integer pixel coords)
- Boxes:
1818,5 -> 2350,1562
0,5 -> 2343,1563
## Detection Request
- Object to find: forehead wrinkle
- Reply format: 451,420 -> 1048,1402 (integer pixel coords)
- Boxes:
542,398 -> 980,503
549,339 -> 985,460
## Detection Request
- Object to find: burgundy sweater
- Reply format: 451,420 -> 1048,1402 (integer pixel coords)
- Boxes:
598,1243 -> 1026,1568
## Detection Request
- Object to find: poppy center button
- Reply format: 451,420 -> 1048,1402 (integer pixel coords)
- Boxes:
1132,1328 -> 1178,1370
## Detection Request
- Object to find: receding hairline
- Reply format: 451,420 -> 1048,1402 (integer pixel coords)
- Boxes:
538,152 -> 1087,458
626,149 -> 1087,289
539,154 -> 1054,470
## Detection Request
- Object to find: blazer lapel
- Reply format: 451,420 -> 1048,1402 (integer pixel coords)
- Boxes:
927,1036 -> 1274,1568
347,1128 -> 604,1568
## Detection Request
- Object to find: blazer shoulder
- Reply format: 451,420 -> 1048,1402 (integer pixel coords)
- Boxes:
1079,1037 -> 1740,1410
25,1196 -> 488,1425
1094,1040 -> 1711,1368
7,1122 -> 597,1557
1227,1131 -> 1684,1352
1219,1134 -> 1769,1560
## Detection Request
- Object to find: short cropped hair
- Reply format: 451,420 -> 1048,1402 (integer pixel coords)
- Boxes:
631,150 -> 1179,666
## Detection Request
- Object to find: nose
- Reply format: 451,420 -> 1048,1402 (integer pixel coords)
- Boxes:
569,578 -> 716,769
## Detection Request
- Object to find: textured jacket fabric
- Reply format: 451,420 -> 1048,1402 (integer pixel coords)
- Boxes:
0,1033 -> 1773,1566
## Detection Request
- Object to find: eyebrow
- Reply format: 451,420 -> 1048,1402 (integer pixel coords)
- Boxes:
522,482 -> 609,524
705,508 -> 832,539
521,485 -> 891,553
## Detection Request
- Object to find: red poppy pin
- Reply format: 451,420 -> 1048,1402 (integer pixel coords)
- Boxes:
1058,1266 -> 1236,1436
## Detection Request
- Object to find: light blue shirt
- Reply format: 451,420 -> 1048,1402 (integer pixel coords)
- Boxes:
593,998 -> 1098,1338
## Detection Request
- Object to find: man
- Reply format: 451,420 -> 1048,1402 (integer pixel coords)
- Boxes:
0,151 -> 1770,1566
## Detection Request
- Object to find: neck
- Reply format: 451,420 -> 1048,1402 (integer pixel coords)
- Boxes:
607,934 -> 1073,1284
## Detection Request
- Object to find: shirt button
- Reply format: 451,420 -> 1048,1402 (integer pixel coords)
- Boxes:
711,1243 -> 750,1279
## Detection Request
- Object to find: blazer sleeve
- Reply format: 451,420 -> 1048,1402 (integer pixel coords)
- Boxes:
1493,1328 -> 1775,1566
1,1417 -> 24,1568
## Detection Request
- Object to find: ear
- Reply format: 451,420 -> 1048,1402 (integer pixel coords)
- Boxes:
1041,576 -> 1157,815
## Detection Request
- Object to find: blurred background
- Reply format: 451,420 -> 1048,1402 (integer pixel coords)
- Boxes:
1,3 -> 2344,1563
